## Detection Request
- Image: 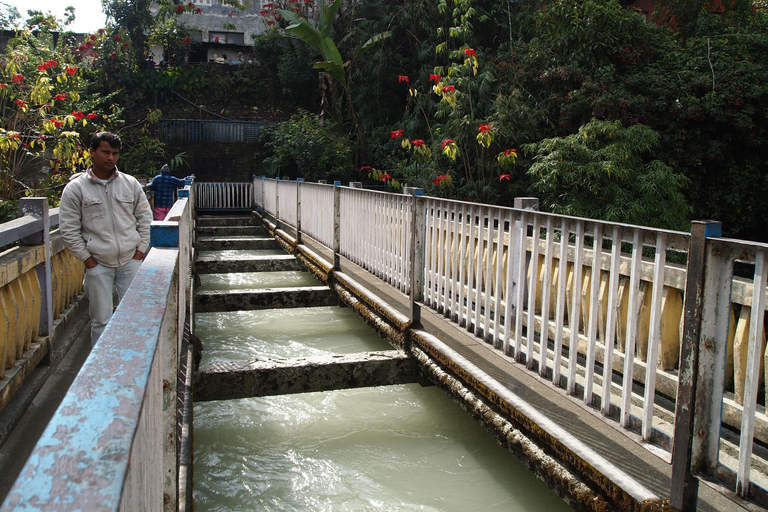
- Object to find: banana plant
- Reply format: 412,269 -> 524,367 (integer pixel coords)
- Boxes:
279,0 -> 391,162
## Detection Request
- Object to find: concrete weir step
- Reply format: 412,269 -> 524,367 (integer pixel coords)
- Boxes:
196,215 -> 254,227
193,350 -> 419,402
195,253 -> 303,274
196,236 -> 280,251
195,285 -> 338,313
195,226 -> 265,237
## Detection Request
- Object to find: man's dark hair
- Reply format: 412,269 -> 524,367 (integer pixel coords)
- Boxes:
90,131 -> 121,150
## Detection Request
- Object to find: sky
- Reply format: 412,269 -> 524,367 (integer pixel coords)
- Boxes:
6,0 -> 109,33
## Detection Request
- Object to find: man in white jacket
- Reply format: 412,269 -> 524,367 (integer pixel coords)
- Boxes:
59,132 -> 153,345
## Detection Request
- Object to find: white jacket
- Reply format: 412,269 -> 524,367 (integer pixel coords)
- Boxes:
59,167 -> 152,267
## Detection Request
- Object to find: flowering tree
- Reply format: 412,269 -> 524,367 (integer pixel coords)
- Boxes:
0,23 -> 118,201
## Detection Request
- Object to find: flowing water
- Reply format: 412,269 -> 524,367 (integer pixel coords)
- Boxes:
194,265 -> 572,511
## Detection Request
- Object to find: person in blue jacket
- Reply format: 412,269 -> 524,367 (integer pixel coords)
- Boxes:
149,164 -> 187,220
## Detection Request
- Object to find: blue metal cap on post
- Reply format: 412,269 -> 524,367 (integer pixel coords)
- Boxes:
150,221 -> 179,248
178,188 -> 189,198
297,178 -> 303,182
334,181 -> 341,186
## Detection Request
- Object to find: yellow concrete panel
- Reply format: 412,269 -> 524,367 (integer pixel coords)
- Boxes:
24,270 -> 42,349
0,285 -> 20,365
658,287 -> 683,371
615,278 -> 629,352
733,306 -> 766,405
50,254 -> 61,319
725,308 -> 736,389
579,266 -> 592,333
636,282 -> 653,362
8,278 -> 28,359
597,272 -> 610,346
0,292 -> 9,378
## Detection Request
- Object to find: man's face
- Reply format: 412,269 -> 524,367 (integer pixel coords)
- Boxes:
90,141 -> 120,175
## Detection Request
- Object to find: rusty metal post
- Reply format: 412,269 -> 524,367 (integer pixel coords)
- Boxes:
333,181 -> 341,271
406,187 -> 425,326
670,220 -> 722,512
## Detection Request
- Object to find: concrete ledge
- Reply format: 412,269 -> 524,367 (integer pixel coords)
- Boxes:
195,254 -> 303,274
196,226 -> 264,237
333,272 -> 411,332
195,236 -> 279,251
193,350 -> 419,402
195,286 -> 338,313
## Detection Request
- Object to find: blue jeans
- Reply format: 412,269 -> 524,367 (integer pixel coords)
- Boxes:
84,258 -> 143,345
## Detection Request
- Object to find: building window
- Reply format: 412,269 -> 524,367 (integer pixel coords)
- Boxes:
194,0 -> 212,5
209,32 -> 245,45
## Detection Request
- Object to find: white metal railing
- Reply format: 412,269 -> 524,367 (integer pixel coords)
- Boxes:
278,180 -> 298,229
340,187 -> 412,294
299,182 -> 335,248
195,182 -> 252,210
253,176 -> 768,509
1,186 -> 195,511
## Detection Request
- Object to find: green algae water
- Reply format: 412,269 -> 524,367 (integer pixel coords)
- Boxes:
193,263 -> 571,511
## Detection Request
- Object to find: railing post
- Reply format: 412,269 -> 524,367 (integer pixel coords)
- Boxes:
405,187 -> 425,326
512,197 -> 539,325
670,220 -> 722,512
18,198 -> 54,358
275,177 -> 281,231
296,178 -> 303,244
333,181 -> 341,271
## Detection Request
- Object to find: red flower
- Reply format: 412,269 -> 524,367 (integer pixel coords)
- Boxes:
504,149 -> 517,156
390,130 -> 404,139
52,120 -> 64,127
412,139 -> 424,147
72,111 -> 84,120
15,99 -> 28,108
260,10 -> 269,15
188,1 -> 194,6
478,124 -> 492,133
113,34 -> 120,41
266,20 -> 274,25
54,94 -> 68,100
0,84 -> 6,89
429,74 -> 441,83
12,74 -> 23,83
432,174 -> 448,186
38,64 -> 46,71
176,4 -> 184,13
214,36 -> 219,43
464,48 -> 477,58
194,8 -> 201,14
380,173 -> 392,181
90,34 -> 97,42
184,37 -> 191,44
499,174 -> 512,182
441,138 -> 454,149
443,85 -> 455,93
228,11 -> 234,17
360,165 -> 373,171
111,53 -> 117,59
398,75 -> 409,84
264,3 -> 274,7
98,28 -> 105,34
87,113 -> 98,119
66,67 -> 77,76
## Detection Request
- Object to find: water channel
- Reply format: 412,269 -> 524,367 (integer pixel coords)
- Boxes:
193,249 -> 572,511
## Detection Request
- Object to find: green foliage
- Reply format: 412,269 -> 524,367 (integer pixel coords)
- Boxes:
277,43 -> 320,109
0,198 -> 16,224
525,119 -> 691,230
261,110 -> 353,182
